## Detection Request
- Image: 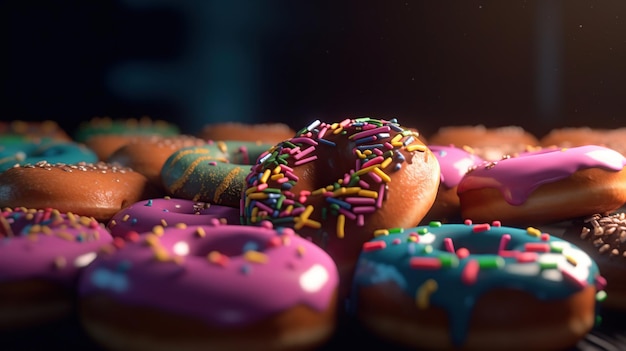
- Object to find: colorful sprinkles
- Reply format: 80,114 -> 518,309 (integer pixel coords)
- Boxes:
242,117 -> 427,239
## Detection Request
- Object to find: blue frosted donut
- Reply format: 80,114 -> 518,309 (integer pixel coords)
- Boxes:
0,136 -> 97,172
349,221 -> 606,350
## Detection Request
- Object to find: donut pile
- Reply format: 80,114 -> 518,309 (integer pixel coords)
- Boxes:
0,117 -> 624,350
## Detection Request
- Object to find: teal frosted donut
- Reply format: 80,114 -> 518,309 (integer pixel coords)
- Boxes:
350,221 -> 606,351
161,141 -> 273,208
0,136 -> 98,172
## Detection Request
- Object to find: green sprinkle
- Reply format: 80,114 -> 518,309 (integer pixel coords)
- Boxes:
477,256 -> 504,269
539,261 -> 558,270
429,221 -> 442,228
423,245 -> 433,254
596,290 -> 607,302
417,227 -> 429,235
439,254 -> 459,268
549,243 -> 564,253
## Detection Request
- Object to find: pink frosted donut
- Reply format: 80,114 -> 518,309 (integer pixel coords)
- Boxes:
107,197 -> 240,239
0,207 -> 112,330
78,221 -> 339,351
458,145 -> 626,225
421,145 -> 485,224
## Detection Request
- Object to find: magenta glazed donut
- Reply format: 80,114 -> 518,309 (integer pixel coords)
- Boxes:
78,221 -> 339,351
0,207 -> 112,330
107,197 -> 241,239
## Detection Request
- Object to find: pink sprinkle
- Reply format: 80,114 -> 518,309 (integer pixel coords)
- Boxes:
339,118 -> 351,127
363,241 -> 387,252
456,247 -> 470,259
284,170 -> 299,181
491,220 -> 501,227
352,206 -> 376,214
343,174 -> 350,185
276,177 -> 289,184
368,170 -> 382,183
524,243 -> 551,253
384,141 -> 393,149
464,219 -> 473,225
256,183 -> 268,191
361,156 -> 384,169
282,199 -> 295,206
443,237 -> 455,253
254,202 -> 274,214
357,214 -> 365,226
392,238 -> 401,245
373,148 -> 383,156
294,155 -> 318,166
376,184 -> 385,208
293,145 -> 316,160
345,197 -> 376,205
338,208 -> 357,220
472,223 -> 491,233
268,236 -> 282,247
291,207 -> 305,216
318,126 -> 328,139
410,257 -> 441,270
289,146 -> 301,155
498,234 -> 511,252
499,250 -> 520,258
461,260 -> 480,285
208,161 -> 217,166
540,233 -> 550,241
595,275 -> 607,291
516,252 -> 538,263
358,180 -> 371,189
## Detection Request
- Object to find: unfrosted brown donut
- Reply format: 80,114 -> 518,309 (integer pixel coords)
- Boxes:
107,135 -> 207,190
198,122 -> 295,144
0,161 -> 161,222
540,127 -> 626,156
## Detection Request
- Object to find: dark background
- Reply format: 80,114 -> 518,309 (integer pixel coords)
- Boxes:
2,0 -> 626,139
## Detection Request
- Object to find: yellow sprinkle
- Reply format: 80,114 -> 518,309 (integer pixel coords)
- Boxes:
152,225 -> 165,236
55,232 -> 75,241
217,141 -> 228,153
566,255 -> 578,266
311,187 -> 326,196
160,219 -> 168,227
416,279 -> 438,310
373,229 -> 389,237
332,187 -> 361,197
381,157 -> 393,169
153,248 -> 170,262
195,227 -> 206,237
272,165 -> 282,174
391,133 -> 403,144
144,234 -> 160,246
54,256 -> 67,269
244,250 -> 268,264
260,169 -> 271,183
408,235 -> 418,242
363,149 -> 372,156
355,165 -> 380,176
355,149 -> 365,159
333,126 -> 343,134
270,173 -> 285,181
67,212 -> 76,222
357,189 -> 378,198
526,227 -> 541,237
175,223 -> 187,229
79,216 -> 93,226
296,245 -> 306,256
109,219 -> 117,227
122,214 -> 130,222
336,214 -> 346,239
373,167 -> 391,183
248,192 -> 269,200
406,144 -> 427,152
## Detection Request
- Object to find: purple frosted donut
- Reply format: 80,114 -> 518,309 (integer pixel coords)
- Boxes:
107,197 -> 241,239
0,207 -> 112,330
78,221 -> 339,351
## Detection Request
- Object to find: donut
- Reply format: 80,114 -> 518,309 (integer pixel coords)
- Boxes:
421,144 -> 485,224
349,221 -> 605,350
198,122 -> 295,144
0,207 -> 112,330
0,161 -> 162,222
161,141 -> 273,207
0,120 -> 71,141
78,221 -> 339,351
241,117 -> 440,298
428,125 -> 540,161
562,212 -> 626,311
75,116 -> 180,160
0,136 -> 98,172
107,197 -> 240,239
107,135 -> 207,190
540,126 -> 626,156
457,145 -> 626,225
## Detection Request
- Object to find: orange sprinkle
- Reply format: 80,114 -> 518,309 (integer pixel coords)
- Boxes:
244,250 -> 268,264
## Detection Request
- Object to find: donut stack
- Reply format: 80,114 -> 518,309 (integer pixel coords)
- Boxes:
0,117 -> 624,350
